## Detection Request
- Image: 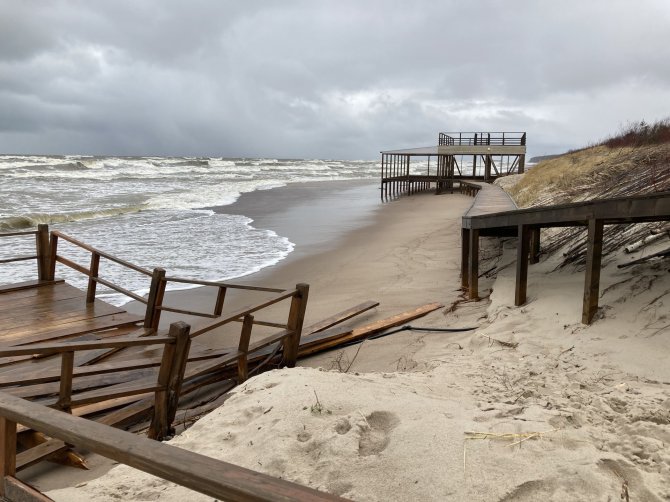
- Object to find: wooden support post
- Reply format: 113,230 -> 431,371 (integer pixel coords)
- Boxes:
515,224 -> 531,306
461,228 -> 470,289
213,286 -> 227,316
283,283 -> 309,368
0,416 -> 17,496
148,321 -> 191,440
237,314 -> 254,383
144,268 -> 167,331
57,351 -> 75,413
47,232 -> 58,281
582,219 -> 604,324
530,228 -> 541,264
36,224 -> 50,281
518,154 -> 526,174
485,155 -> 492,181
86,252 -> 101,303
468,229 -> 479,299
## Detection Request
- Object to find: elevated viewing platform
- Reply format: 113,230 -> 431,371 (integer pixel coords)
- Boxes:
380,131 -> 527,199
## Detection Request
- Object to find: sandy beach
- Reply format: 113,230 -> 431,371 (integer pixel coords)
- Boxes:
36,179 -> 670,500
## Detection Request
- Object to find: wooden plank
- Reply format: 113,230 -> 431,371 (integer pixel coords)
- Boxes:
582,219 -> 604,324
3,313 -> 144,346
0,392 -> 347,501
0,283 -> 84,309
6,368 -> 158,400
0,336 -> 173,358
515,224 -> 531,306
16,439 -> 68,471
302,301 -> 379,335
0,348 -> 234,388
0,280 -> 63,294
298,303 -> 444,357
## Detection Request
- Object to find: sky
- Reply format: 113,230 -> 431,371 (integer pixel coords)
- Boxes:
1,1 -> 669,160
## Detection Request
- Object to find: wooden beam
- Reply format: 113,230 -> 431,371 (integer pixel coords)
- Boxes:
515,224 -> 531,306
582,219 -> 604,324
468,229 -> 479,299
0,417 -> 17,488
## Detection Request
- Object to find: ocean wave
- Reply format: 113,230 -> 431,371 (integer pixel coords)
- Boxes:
0,205 -> 148,231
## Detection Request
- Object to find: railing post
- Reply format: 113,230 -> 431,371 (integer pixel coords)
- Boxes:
283,284 -> 309,368
36,224 -> 50,281
237,315 -> 254,383
144,268 -> 166,331
57,351 -> 75,413
148,321 -> 191,441
86,252 -> 101,303
47,232 -> 59,281
213,286 -> 227,316
0,416 -> 17,496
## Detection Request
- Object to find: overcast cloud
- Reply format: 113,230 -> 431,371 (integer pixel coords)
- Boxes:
1,0 -> 669,159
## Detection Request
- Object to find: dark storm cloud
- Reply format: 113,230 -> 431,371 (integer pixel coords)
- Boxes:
1,0 -> 669,158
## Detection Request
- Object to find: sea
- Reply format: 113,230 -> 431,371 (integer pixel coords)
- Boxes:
0,155 -> 387,304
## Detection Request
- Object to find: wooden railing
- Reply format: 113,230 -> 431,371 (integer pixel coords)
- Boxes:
438,132 -> 526,146
0,391 -> 346,502
0,224 -> 50,280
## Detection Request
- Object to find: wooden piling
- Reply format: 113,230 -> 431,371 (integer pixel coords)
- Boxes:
515,224 -> 531,306
582,219 -> 604,324
468,229 -> 479,299
530,227 -> 541,264
461,228 -> 470,289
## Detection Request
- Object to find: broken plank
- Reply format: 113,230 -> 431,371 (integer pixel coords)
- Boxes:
16,439 -> 69,472
302,301 -> 379,334
298,303 -> 444,357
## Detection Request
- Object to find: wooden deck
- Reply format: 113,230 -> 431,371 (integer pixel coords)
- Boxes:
0,280 -> 144,347
461,181 -> 517,218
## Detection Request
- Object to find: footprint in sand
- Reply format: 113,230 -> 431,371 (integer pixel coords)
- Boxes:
358,411 -> 400,456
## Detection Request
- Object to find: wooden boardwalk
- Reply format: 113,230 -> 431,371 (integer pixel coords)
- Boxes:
461,189 -> 670,324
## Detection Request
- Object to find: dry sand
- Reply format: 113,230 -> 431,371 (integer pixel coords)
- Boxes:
45,184 -> 670,501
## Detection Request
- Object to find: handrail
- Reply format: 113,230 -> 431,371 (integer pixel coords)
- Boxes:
0,391 -> 346,501
51,231 -> 153,277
